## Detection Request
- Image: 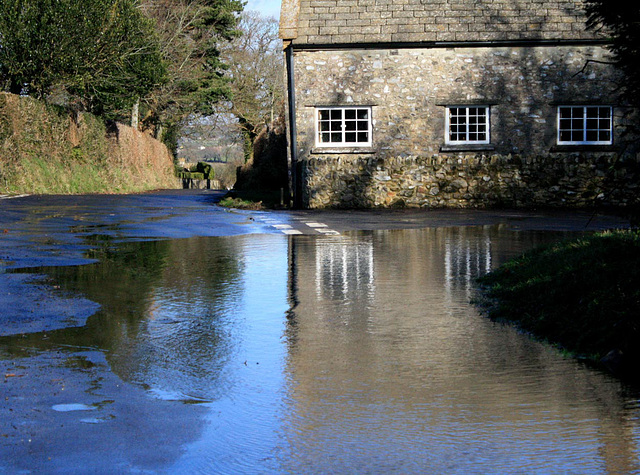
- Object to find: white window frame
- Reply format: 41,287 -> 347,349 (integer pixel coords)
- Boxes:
445,105 -> 490,145
557,105 -> 612,145
315,106 -> 372,148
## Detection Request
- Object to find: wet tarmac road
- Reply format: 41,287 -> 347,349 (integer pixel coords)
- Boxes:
0,189 -> 630,336
0,190 -> 633,473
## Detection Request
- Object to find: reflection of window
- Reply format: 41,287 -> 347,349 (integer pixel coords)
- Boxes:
315,106 -> 372,147
315,236 -> 375,303
557,106 -> 612,145
445,106 -> 490,145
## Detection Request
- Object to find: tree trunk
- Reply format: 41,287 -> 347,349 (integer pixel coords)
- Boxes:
238,116 -> 256,163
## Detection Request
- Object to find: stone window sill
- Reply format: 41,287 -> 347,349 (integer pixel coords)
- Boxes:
439,144 -> 495,153
311,147 -> 376,155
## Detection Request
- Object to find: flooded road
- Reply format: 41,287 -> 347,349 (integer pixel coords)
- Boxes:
1,192 -> 639,473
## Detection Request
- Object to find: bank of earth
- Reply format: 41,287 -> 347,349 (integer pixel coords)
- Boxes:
477,229 -> 640,379
0,93 -> 178,195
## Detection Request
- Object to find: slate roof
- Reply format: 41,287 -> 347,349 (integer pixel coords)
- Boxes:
280,0 -> 601,45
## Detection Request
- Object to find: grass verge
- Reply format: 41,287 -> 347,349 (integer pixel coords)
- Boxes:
218,196 -> 264,210
219,190 -> 289,210
0,93 -> 178,195
476,229 -> 640,377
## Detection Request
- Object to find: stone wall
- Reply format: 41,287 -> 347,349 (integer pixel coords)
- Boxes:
292,45 -> 640,209
301,152 -> 640,208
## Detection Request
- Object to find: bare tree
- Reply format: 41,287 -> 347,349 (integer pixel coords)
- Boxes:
221,10 -> 284,162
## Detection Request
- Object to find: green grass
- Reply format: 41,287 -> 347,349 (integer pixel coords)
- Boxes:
221,189 -> 289,209
218,196 -> 263,210
477,229 -> 640,375
2,154 -> 163,195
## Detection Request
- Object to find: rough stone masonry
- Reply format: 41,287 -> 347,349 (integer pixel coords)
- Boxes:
281,0 -> 640,209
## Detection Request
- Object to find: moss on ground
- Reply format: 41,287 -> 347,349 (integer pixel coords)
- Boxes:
477,229 -> 640,376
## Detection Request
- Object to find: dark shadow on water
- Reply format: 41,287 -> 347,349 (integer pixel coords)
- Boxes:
4,234 -> 245,401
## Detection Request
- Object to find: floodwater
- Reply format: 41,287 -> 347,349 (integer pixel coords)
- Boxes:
2,224 -> 640,473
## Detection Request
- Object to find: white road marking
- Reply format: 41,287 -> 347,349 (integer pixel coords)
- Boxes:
270,220 -> 338,236
0,194 -> 29,200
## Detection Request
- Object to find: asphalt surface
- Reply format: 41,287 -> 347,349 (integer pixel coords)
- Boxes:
0,188 -> 630,267
0,189 -> 629,335
0,189 -> 632,473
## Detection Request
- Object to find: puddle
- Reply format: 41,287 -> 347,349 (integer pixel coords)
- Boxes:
1,227 -> 639,473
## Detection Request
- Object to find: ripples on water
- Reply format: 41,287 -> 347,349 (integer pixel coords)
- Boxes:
2,226 -> 640,473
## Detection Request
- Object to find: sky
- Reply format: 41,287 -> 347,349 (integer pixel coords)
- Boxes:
244,0 -> 281,19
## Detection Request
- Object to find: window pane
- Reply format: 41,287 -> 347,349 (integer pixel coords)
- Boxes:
558,106 -> 612,144
447,106 -> 488,143
316,107 -> 371,146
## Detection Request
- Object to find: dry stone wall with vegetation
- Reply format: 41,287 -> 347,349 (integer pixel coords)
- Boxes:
0,93 -> 178,194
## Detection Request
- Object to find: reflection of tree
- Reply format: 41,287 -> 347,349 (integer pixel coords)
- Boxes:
4,235 -> 244,401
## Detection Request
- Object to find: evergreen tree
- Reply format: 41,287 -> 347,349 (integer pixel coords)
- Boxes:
140,0 -> 243,144
0,0 -> 167,121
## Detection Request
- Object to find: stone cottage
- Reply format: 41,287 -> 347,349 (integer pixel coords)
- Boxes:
279,0 -> 639,209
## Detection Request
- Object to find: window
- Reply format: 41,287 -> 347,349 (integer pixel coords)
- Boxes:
316,106 -> 372,147
557,106 -> 612,145
445,106 -> 490,145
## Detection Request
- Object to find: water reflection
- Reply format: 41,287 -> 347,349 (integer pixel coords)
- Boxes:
283,227 -> 640,474
6,235 -> 246,402
0,225 -> 639,473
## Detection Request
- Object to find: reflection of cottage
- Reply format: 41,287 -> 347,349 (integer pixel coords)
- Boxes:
279,0 -> 639,209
